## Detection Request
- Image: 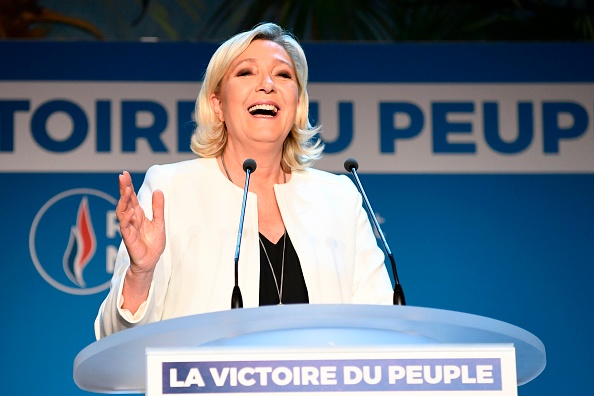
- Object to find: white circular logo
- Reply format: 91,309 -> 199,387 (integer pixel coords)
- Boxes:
29,188 -> 119,295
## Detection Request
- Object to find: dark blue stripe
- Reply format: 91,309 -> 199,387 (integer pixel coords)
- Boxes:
1,41 -> 593,82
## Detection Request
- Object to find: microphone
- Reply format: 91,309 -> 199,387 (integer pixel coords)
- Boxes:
344,158 -> 406,306
231,158 -> 257,309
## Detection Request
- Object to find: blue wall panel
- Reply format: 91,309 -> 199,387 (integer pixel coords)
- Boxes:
1,41 -> 593,395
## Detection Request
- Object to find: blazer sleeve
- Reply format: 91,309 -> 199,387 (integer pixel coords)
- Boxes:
94,165 -> 173,339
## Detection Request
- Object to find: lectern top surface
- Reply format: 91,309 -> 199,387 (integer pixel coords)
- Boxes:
74,304 -> 545,393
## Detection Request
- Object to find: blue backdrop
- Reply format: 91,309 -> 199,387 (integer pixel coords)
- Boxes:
1,41 -> 593,395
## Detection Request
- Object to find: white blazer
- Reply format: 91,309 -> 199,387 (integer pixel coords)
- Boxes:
95,158 -> 393,339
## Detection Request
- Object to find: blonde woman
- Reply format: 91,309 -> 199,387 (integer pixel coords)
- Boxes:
95,23 -> 392,339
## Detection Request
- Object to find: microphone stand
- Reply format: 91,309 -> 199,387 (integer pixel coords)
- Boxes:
231,159 -> 257,309
344,158 -> 406,306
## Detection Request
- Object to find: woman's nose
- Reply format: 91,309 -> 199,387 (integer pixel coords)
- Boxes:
257,74 -> 276,93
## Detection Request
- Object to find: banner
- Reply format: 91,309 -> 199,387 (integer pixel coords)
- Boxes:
1,81 -> 593,173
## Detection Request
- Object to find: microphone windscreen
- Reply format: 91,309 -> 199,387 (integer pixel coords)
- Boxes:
344,158 -> 359,172
243,158 -> 257,173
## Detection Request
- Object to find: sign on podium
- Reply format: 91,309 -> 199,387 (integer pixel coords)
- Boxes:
147,344 -> 517,395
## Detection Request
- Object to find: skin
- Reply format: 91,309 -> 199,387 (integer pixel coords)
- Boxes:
117,39 -> 299,314
116,171 -> 165,313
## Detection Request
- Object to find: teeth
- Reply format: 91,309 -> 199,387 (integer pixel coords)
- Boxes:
248,104 -> 278,115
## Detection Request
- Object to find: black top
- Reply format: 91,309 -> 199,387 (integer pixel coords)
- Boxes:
259,232 -> 309,306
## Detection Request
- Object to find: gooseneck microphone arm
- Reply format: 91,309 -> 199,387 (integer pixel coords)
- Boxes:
344,158 -> 406,306
231,158 -> 257,309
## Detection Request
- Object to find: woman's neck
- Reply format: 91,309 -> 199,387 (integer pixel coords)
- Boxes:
219,145 -> 286,188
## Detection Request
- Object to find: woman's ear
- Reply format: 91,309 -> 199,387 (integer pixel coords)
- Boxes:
209,93 -> 224,122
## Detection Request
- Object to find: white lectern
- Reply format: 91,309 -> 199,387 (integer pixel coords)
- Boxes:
74,305 -> 545,395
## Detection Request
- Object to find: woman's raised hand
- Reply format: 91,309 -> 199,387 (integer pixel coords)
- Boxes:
116,171 -> 165,311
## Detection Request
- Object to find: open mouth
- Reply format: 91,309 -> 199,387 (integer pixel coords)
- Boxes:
248,104 -> 279,117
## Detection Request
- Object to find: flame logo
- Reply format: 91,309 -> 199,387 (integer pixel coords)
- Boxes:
63,197 -> 97,287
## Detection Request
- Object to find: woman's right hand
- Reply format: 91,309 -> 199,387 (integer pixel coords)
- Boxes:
116,171 -> 165,312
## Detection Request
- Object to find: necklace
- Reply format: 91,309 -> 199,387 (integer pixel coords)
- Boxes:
221,154 -> 233,182
220,153 -> 287,304
259,231 -> 286,304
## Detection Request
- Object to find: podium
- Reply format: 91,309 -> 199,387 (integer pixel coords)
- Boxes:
74,304 -> 546,395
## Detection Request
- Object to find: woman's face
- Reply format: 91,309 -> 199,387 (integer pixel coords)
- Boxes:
210,39 -> 299,152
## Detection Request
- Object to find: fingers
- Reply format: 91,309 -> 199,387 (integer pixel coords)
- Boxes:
118,172 -> 136,211
117,171 -> 140,215
118,206 -> 138,241
129,180 -> 141,210
119,171 -> 132,196
117,171 -> 141,233
113,173 -> 166,273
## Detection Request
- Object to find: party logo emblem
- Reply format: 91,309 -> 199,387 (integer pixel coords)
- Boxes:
30,188 -> 120,295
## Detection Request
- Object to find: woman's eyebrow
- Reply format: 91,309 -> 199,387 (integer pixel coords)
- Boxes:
231,57 -> 294,70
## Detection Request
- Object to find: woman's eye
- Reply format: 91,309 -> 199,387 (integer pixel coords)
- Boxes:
236,69 -> 253,77
277,71 -> 293,79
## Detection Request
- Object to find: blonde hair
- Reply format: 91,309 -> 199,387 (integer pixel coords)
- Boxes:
190,22 -> 323,170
